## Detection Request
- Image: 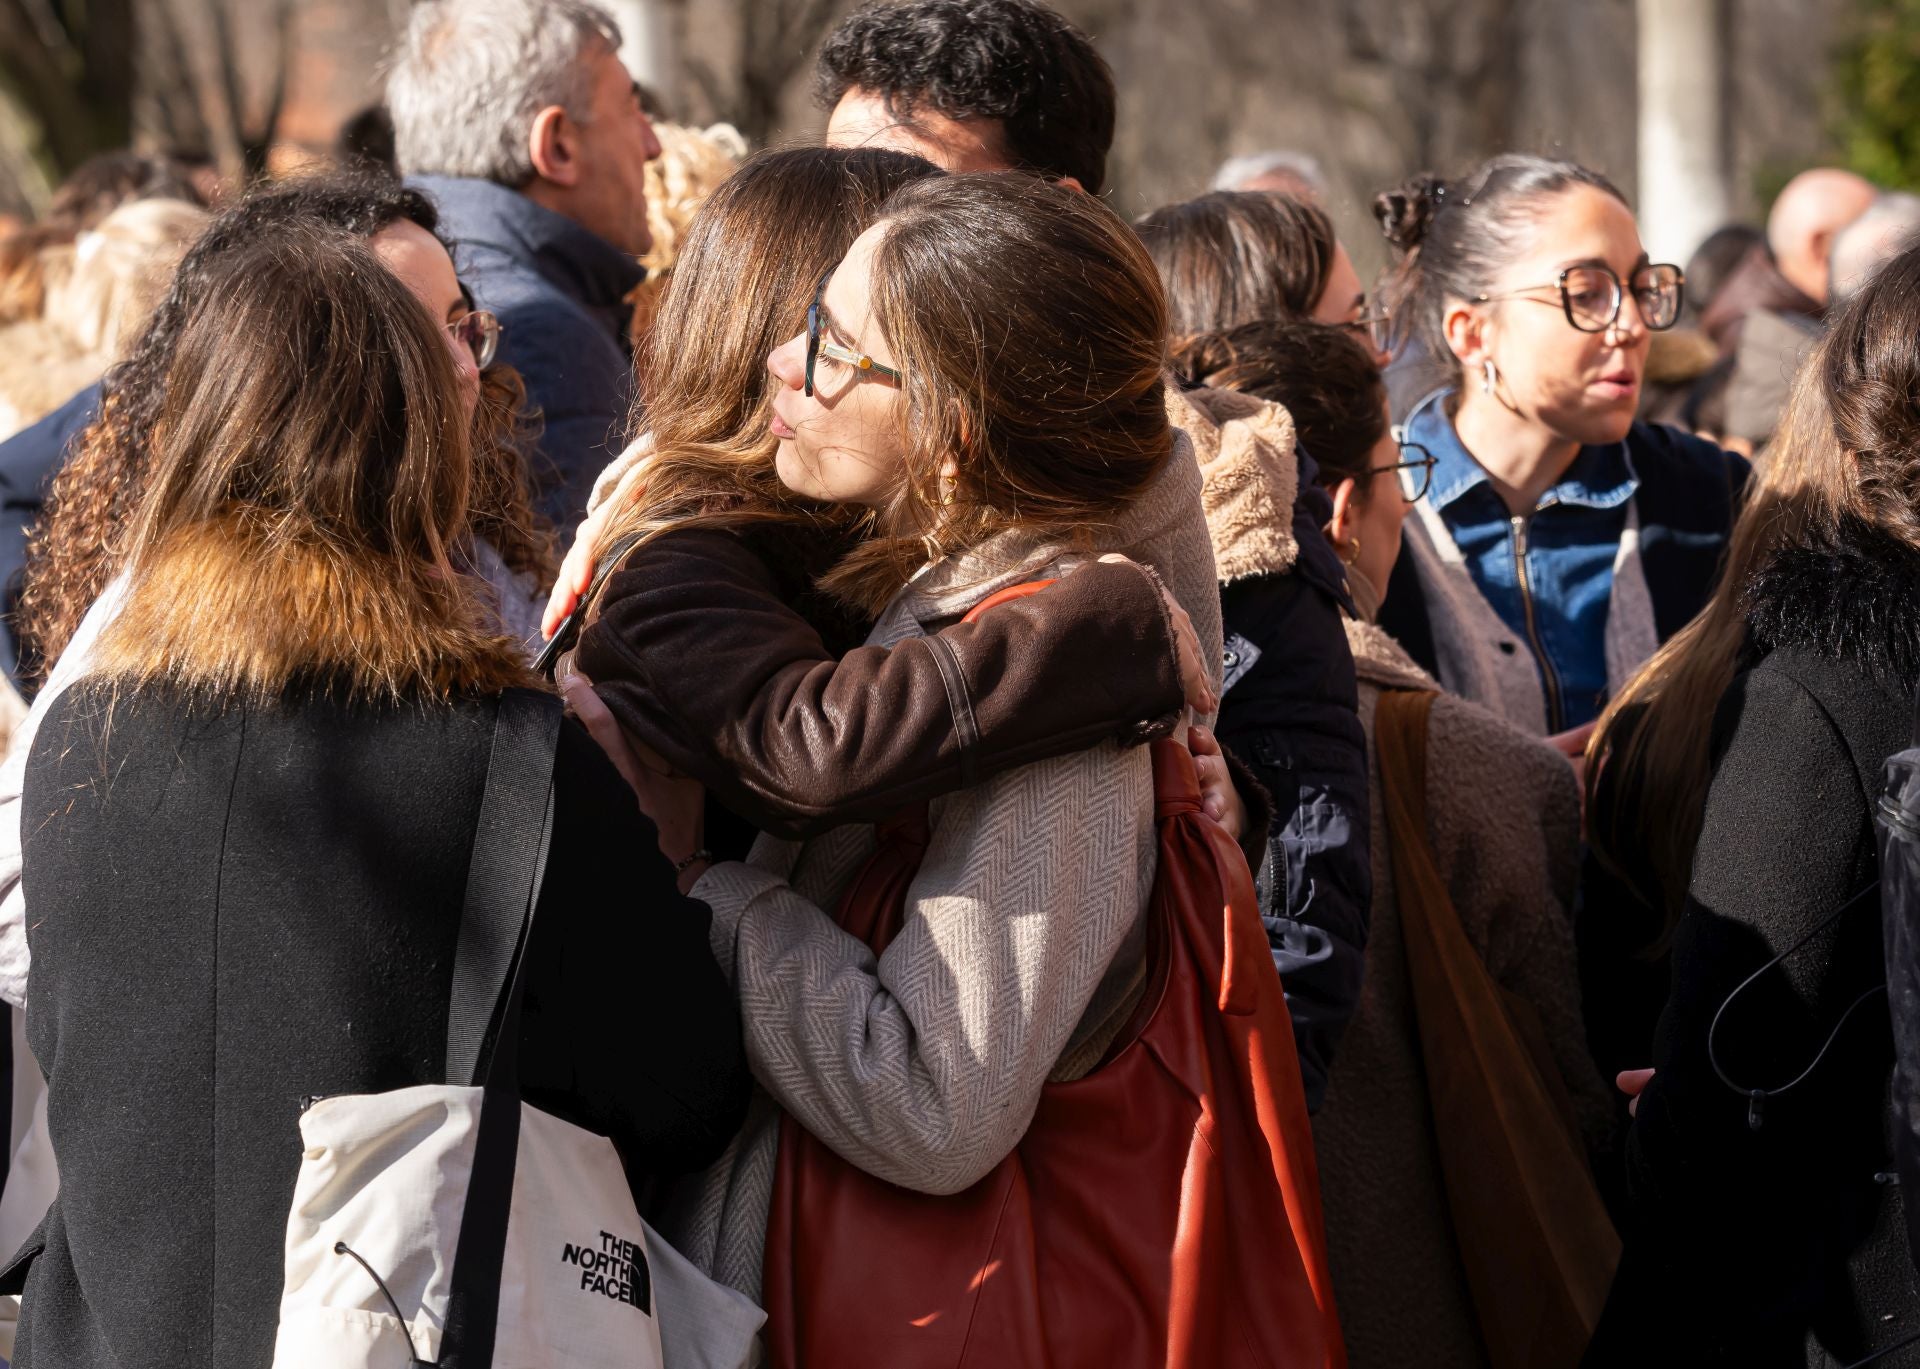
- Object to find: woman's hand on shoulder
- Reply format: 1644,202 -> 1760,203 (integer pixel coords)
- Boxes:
1188,724 -> 1246,843
1090,554 -> 1216,717
541,463 -> 648,641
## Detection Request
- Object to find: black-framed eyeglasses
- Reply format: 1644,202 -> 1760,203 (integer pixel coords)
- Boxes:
804,270 -> 903,397
1368,441 -> 1436,502
1476,262 -> 1685,334
1349,304 -> 1392,353
448,310 -> 501,369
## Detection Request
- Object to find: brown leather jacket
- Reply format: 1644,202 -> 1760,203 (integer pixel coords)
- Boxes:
574,526 -> 1264,849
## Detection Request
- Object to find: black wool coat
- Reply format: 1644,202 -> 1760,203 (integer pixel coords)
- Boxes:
1587,519 -> 1920,1366
3,684 -> 749,1368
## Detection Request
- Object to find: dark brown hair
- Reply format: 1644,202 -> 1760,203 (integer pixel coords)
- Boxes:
1173,320 -> 1387,490
814,0 -> 1116,193
92,221 -> 531,702
1373,154 -> 1628,381
1135,190 -> 1338,339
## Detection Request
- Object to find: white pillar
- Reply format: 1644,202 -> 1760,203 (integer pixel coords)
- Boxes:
603,0 -> 677,108
1636,0 -> 1731,263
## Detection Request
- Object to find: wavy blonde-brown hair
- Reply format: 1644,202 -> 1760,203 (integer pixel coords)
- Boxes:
596,167 -> 1172,619
17,173 -> 553,684
91,223 -> 533,703
819,172 -> 1174,611
589,146 -> 942,604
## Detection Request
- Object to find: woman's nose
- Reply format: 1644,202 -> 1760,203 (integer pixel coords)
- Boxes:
768,331 -> 807,389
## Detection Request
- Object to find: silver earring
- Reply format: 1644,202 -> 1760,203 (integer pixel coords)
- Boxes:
1482,359 -> 1498,396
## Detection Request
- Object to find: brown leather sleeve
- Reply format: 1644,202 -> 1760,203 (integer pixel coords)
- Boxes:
572,527 -> 1184,838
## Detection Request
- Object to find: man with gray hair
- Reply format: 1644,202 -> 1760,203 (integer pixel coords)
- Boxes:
1209,149 -> 1328,202
388,0 -> 661,523
1830,191 -> 1920,305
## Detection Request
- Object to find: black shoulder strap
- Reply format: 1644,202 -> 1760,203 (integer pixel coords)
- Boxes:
444,688 -> 563,1088
440,689 -> 562,1368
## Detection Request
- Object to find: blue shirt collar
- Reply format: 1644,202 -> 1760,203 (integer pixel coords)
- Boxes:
1404,387 -> 1639,514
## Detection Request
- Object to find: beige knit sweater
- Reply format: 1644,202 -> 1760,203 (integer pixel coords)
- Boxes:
667,440 -> 1223,1302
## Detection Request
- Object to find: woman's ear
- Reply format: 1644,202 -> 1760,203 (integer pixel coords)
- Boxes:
1442,299 -> 1489,369
1325,476 -> 1364,551
526,104 -> 581,188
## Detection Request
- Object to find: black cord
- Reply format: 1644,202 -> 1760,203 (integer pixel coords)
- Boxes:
1843,1323 -> 1920,1368
333,1240 -> 435,1365
1706,881 -> 1885,1131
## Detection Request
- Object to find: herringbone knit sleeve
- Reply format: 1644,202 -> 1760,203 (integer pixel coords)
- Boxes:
691,740 -> 1157,1197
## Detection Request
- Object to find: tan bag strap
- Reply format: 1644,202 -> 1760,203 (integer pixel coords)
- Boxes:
1373,689 -> 1620,1369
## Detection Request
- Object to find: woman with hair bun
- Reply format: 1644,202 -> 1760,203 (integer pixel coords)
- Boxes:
1186,318 -> 1614,1369
1580,243 -> 1920,1364
1373,155 -> 1747,744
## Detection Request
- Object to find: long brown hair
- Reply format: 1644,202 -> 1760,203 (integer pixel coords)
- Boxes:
1585,242 -> 1920,933
823,173 -> 1173,609
18,173 -> 552,683
591,146 -> 941,598
1134,190 -> 1338,338
91,223 -> 532,703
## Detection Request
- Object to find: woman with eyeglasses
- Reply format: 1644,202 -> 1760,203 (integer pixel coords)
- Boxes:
1373,155 -> 1749,747
0,174 -> 559,1020
1,210 -> 750,1369
1141,188 -> 1379,1112
579,173 -> 1346,1359
1178,318 -> 1615,1368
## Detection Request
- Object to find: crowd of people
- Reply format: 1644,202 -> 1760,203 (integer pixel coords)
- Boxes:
0,0 -> 1917,1364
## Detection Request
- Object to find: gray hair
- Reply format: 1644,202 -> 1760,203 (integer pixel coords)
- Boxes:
1830,192 -> 1920,305
1210,150 -> 1328,197
387,0 -> 622,187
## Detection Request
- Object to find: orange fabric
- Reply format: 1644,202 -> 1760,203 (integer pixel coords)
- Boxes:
761,586 -> 1343,1369
1372,690 -> 1619,1369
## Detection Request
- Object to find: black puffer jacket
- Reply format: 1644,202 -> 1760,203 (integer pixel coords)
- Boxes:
1588,519 -> 1920,1366
1174,385 -> 1370,1112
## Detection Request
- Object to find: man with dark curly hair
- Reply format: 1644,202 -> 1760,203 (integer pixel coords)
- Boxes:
816,0 -> 1115,194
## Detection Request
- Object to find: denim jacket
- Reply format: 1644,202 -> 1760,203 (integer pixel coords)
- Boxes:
1382,390 -> 1747,736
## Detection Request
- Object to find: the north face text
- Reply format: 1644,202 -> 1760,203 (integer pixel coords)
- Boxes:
559,1229 -> 652,1315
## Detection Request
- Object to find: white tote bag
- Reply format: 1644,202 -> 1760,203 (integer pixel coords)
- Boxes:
269,691 -> 763,1368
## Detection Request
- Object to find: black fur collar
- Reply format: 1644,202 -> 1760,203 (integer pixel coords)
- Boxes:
1744,516 -> 1920,684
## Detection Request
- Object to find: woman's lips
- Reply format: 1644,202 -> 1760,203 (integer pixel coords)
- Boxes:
770,410 -> 796,439
1592,371 -> 1639,400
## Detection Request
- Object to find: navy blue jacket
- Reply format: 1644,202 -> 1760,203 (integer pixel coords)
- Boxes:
0,382 -> 101,688
410,176 -> 644,526
1216,455 -> 1371,1112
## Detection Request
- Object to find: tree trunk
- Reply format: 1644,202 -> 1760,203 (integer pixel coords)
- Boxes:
1637,0 -> 1731,261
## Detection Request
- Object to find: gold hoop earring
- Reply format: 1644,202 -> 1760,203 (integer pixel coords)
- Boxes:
1342,535 -> 1362,566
